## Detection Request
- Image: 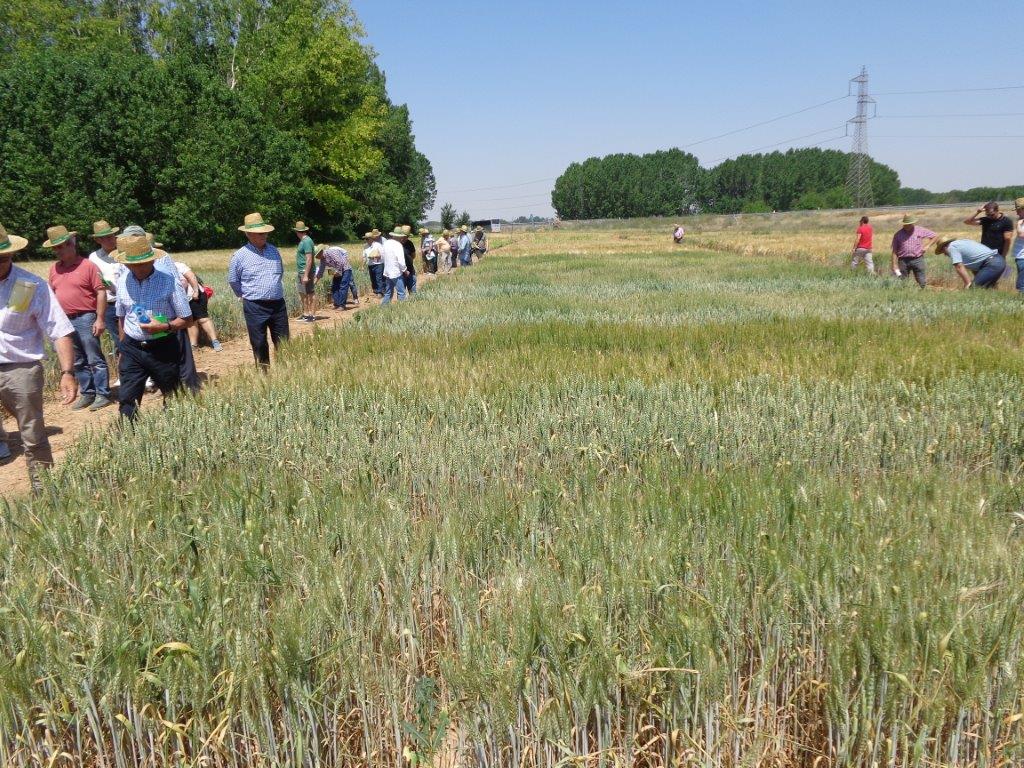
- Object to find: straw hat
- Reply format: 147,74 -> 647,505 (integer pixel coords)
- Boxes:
91,220 -> 119,238
401,225 -> 412,236
418,228 -> 430,236
441,229 -> 450,237
1015,197 -> 1024,210
900,214 -> 917,226
459,225 -> 469,233
371,229 -> 381,238
314,243 -> 326,256
474,226 -> 484,233
42,225 -> 76,248
110,234 -> 161,265
293,221 -> 309,232
238,212 -> 275,234
934,235 -> 956,255
0,223 -> 29,254
389,228 -> 407,238
363,231 -> 376,240
146,232 -> 164,250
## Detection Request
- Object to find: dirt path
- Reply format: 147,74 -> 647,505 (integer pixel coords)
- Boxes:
0,274 -> 440,498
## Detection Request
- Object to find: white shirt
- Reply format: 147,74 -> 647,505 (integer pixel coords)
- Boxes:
0,265 -> 74,364
363,242 -> 383,265
88,248 -> 125,303
174,261 -> 198,299
381,239 -> 406,279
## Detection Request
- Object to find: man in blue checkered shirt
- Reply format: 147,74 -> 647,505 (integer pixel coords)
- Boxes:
228,212 -> 289,370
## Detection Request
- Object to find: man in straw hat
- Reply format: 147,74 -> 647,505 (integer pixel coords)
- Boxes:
457,224 -> 472,267
1014,197 -> 1024,293
228,212 -> 289,370
419,228 -> 437,274
43,224 -> 112,411
934,235 -> 1005,289
890,214 -> 936,287
471,225 -> 488,261
380,228 -> 409,305
111,233 -> 193,419
363,229 -> 384,296
316,244 -> 359,310
292,221 -> 317,322
399,225 -> 417,294
87,220 -> 125,354
0,223 -> 78,490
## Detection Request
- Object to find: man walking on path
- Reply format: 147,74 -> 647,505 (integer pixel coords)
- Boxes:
381,229 -> 409,305
966,202 -> 1014,277
458,225 -> 472,267
472,226 -> 489,262
228,213 -> 289,370
935,236 -> 1005,289
87,220 -> 124,354
44,225 -> 112,411
0,223 -> 78,491
363,230 -> 384,296
293,221 -> 317,322
851,216 -> 875,274
112,234 -> 193,419
319,245 -> 359,309
890,215 -> 936,287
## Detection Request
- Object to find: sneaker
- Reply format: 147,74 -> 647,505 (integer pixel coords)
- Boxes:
0,442 -> 11,462
89,396 -> 113,411
211,340 -> 223,352
71,395 -> 95,411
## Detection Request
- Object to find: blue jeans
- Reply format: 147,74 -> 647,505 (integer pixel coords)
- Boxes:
369,263 -> 384,295
331,269 -> 358,307
972,254 -> 1005,288
69,312 -> 110,398
1015,255 -> 1024,293
103,302 -> 121,353
381,276 -> 407,305
459,251 -> 472,266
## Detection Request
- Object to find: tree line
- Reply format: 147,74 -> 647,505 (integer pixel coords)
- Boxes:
551,147 -> 903,219
0,0 -> 436,253
898,185 -> 1024,205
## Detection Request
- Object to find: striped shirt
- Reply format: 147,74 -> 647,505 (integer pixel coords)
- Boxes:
0,265 -> 74,363
115,268 -> 192,341
322,246 -> 351,273
228,243 -> 285,300
891,226 -> 936,260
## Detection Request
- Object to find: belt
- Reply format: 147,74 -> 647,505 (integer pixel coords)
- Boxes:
124,334 -> 177,350
65,311 -> 94,319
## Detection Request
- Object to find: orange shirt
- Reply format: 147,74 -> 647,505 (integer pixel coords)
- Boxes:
48,257 -> 104,315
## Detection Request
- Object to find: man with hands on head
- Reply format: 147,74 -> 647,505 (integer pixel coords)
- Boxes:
0,223 -> 77,491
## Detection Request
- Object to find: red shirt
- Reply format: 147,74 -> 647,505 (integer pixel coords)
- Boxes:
49,257 -> 104,315
855,224 -> 873,250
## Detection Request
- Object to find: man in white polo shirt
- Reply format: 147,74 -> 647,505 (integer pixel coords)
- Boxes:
0,223 -> 78,491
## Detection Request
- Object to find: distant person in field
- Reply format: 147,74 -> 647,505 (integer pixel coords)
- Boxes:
400,225 -> 417,294
419,228 -> 437,274
112,233 -> 194,420
1014,197 -> 1024,292
174,260 -> 222,351
850,216 -> 875,274
672,224 -> 685,244
363,230 -> 384,296
44,225 -> 112,411
293,221 -> 317,322
448,230 -> 461,270
472,226 -> 488,261
934,235 -> 1005,289
437,229 -> 453,272
380,229 -> 409,305
457,225 -> 472,267
318,244 -> 359,310
228,212 -> 289,370
890,215 -> 936,287
0,223 -> 77,492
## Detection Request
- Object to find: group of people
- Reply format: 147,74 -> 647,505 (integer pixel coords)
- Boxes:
851,199 -> 1024,290
1,212 -> 490,490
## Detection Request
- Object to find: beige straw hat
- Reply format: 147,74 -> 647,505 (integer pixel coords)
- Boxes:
0,223 -> 29,254
110,234 -> 162,265
900,214 -> 917,226
1015,197 -> 1024,210
934,235 -> 956,255
389,228 -> 407,238
418,228 -> 430,235
401,225 -> 412,236
238,212 -> 275,234
363,231 -> 376,239
42,225 -> 76,248
293,221 -> 309,232
91,220 -> 119,238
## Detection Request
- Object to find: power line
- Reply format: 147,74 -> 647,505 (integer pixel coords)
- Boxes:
442,177 -> 555,194
873,134 -> 1024,139
873,85 -> 1024,95
710,125 -> 848,164
879,112 -> 1024,118
678,95 -> 850,149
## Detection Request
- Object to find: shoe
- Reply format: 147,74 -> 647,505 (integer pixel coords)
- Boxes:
0,442 -> 11,462
211,340 -> 223,352
111,378 -> 120,387
145,378 -> 156,392
191,344 -> 198,350
71,395 -> 95,411
89,396 -> 113,411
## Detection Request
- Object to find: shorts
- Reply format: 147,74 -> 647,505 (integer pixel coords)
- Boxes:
188,291 -> 209,319
296,276 -> 316,295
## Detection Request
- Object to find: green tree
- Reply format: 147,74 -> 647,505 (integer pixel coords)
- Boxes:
440,203 -> 456,230
456,211 -> 471,228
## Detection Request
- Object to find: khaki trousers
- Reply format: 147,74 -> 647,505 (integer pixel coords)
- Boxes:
0,361 -> 53,487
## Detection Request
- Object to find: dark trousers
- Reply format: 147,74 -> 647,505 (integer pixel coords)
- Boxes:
178,329 -> 200,393
331,269 -> 358,308
402,271 -> 417,294
368,263 -> 384,295
118,335 -> 182,419
898,257 -> 926,288
242,298 -> 290,369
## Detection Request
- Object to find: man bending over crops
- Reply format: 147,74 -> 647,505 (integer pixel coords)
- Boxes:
0,223 -> 78,492
934,236 -> 1005,289
228,213 -> 289,370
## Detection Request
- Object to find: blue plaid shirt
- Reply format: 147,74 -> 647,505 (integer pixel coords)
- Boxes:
115,269 -> 192,341
228,243 -> 285,300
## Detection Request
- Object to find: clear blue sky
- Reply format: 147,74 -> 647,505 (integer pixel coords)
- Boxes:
350,0 -> 1021,219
